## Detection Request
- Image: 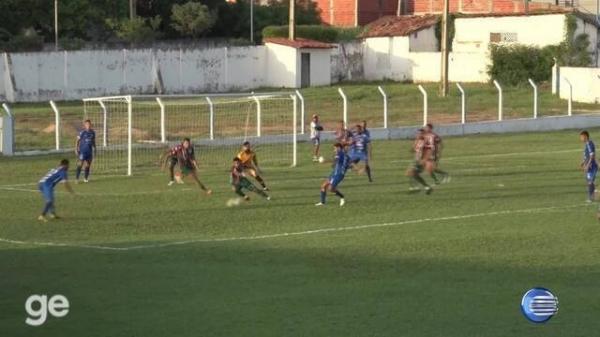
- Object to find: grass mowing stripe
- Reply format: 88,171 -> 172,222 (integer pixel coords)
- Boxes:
0,203 -> 587,252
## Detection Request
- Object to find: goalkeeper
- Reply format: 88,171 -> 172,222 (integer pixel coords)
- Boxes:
230,158 -> 270,201
236,141 -> 269,191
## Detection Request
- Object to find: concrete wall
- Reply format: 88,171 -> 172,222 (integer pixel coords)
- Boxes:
453,14 -> 567,53
362,36 -> 489,82
303,49 -> 332,87
409,26 -> 438,52
363,36 -> 411,81
265,43 -> 299,88
331,41 -> 364,82
556,67 -> 600,104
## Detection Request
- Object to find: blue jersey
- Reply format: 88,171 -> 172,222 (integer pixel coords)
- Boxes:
39,167 -> 68,188
78,129 -> 96,153
332,149 -> 349,176
351,133 -> 370,153
584,140 -> 598,170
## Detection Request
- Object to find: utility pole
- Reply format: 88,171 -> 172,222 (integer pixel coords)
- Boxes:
289,0 -> 296,40
129,0 -> 136,20
54,0 -> 59,50
439,0 -> 449,97
250,0 -> 254,43
397,0 -> 403,16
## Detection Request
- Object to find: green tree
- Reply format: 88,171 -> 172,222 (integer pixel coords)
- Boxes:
170,1 -> 216,38
106,16 -> 163,44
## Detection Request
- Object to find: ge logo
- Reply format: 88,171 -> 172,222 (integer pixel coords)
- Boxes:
25,294 -> 70,326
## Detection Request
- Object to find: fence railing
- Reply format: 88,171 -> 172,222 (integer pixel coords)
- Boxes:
0,82 -> 593,155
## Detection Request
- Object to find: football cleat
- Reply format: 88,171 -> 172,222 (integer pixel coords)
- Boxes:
340,198 -> 345,207
37,215 -> 48,223
168,181 -> 175,186
315,202 -> 325,206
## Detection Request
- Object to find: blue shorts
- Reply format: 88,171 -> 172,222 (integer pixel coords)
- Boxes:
312,137 -> 320,146
586,166 -> 598,183
350,151 -> 368,164
38,183 -> 54,203
328,173 -> 345,188
79,151 -> 93,162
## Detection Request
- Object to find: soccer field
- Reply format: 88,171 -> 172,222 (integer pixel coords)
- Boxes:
1,129 -> 600,336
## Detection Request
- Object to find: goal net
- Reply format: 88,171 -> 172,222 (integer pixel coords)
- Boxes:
82,93 -> 298,176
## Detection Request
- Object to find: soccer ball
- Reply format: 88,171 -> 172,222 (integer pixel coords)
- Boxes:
226,198 -> 242,207
318,156 -> 325,163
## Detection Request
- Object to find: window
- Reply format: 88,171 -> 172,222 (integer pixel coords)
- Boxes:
490,32 -> 518,43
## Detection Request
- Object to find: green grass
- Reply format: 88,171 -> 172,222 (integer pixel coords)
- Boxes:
2,129 -> 600,336
7,82 -> 600,151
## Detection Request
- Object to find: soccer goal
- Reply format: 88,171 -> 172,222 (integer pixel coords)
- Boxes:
82,93 -> 298,176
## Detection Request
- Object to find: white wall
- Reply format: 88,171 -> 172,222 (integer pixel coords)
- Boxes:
265,43 -> 298,88
453,14 -> 567,53
575,18 -> 600,67
304,48 -> 332,87
331,41 -> 364,82
409,26 -> 438,52
557,67 -> 600,104
409,52 -> 489,82
363,36 -> 412,81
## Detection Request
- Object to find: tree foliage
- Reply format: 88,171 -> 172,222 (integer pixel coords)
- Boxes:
171,2 -> 216,38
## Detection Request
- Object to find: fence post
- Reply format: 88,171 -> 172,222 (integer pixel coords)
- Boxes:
456,83 -> 466,124
291,94 -> 298,167
206,97 -> 214,140
1,103 -> 14,155
253,96 -> 261,137
528,78 -> 538,119
126,96 -> 133,176
98,100 -> 108,147
49,100 -> 60,150
295,90 -> 305,134
338,87 -> 348,127
564,78 -> 573,116
418,85 -> 428,126
156,97 -> 166,143
493,80 -> 503,121
377,86 -> 388,129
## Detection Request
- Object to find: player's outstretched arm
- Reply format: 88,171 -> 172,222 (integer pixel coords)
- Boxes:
64,181 -> 75,195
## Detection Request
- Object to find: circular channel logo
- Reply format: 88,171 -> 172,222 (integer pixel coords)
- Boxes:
521,287 -> 559,323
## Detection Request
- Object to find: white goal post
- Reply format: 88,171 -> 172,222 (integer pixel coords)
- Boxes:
82,93 -> 298,176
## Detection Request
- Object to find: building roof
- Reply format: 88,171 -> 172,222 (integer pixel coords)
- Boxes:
361,8 -> 596,38
263,38 -> 336,49
361,15 -> 439,38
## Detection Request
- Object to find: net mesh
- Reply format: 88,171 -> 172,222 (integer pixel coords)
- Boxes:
83,94 -> 296,175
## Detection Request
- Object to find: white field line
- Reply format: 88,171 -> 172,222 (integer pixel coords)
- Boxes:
0,204 -> 586,252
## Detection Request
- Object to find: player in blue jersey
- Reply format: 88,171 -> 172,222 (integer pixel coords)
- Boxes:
316,143 -> 349,207
348,124 -> 373,182
75,120 -> 96,183
580,130 -> 598,202
362,120 -> 371,138
38,159 -> 75,222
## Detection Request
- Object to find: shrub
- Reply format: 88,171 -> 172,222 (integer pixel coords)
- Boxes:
106,16 -> 163,44
262,25 -> 362,43
171,1 -> 216,38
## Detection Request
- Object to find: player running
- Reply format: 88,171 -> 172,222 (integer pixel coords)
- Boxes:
230,157 -> 271,201
237,141 -> 269,191
406,129 -> 433,194
38,159 -> 75,222
334,120 -> 352,147
161,140 -> 185,186
316,143 -> 349,206
348,124 -> 373,182
424,123 -> 450,184
174,138 -> 212,195
580,130 -> 598,203
75,120 -> 96,183
310,114 -> 324,162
